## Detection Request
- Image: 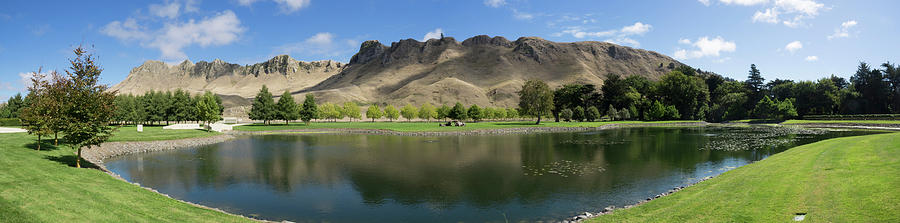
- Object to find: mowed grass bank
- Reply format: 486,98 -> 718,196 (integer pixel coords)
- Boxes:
782,119 -> 900,125
591,132 -> 900,222
0,133 -> 250,222
108,125 -> 221,142
233,120 -> 700,132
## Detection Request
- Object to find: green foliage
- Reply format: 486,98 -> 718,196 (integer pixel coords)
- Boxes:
61,47 -> 118,168
366,105 -> 383,122
647,101 -> 666,121
559,108 -> 573,121
249,85 -> 277,125
607,105 -> 618,121
467,104 -> 483,122
276,91 -> 300,124
400,103 -> 418,122
0,118 -> 21,126
664,105 -> 681,120
572,106 -> 585,122
851,62 -> 892,114
342,102 -> 361,122
436,104 -> 451,121
745,64 -> 765,109
300,94 -> 318,125
753,96 -> 777,119
19,70 -> 54,150
418,103 -> 436,122
656,71 -> 709,120
618,108 -> 631,120
585,106 -> 600,122
383,105 -> 400,122
505,108 -> 519,120
319,103 -> 343,122
554,84 -> 600,121
448,102 -> 467,121
518,79 -> 554,124
195,91 -> 221,128
0,93 -> 24,118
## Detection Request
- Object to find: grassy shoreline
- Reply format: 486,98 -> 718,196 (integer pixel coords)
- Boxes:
0,132 -> 252,222
590,132 -> 900,222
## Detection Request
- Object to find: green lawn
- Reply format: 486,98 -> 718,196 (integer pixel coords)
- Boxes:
0,133 -> 250,222
591,132 -> 900,222
233,120 -> 700,132
782,119 -> 900,125
108,125 -> 221,142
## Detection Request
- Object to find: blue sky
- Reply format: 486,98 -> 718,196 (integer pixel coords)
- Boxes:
1,0 -> 898,101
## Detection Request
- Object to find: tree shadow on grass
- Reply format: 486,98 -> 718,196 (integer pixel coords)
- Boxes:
45,154 -> 100,169
25,140 -> 61,151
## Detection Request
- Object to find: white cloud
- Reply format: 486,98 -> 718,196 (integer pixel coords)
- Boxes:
423,28 -> 444,41
805,56 -> 818,61
719,0 -> 769,6
775,0 -> 824,15
512,9 -> 534,20
101,18 -> 150,41
237,0 -> 261,6
698,0 -> 711,6
678,38 -> 692,44
274,0 -> 311,13
559,22 -> 651,47
238,0 -> 310,13
752,8 -> 779,23
484,0 -> 506,8
102,10 -> 246,61
674,36 -> 737,60
620,22 -> 652,35
828,20 -> 857,40
721,0 -> 824,28
277,32 -> 357,60
785,41 -> 802,53
149,2 -> 181,19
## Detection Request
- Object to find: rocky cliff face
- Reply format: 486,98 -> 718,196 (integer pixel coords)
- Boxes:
306,35 -> 683,107
110,55 -> 344,98
112,35 -> 685,114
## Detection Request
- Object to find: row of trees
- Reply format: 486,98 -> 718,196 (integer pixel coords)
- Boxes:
247,85 -> 522,124
0,94 -> 24,119
18,47 -> 118,168
363,102 -> 520,122
519,62 -> 900,123
112,89 -> 223,126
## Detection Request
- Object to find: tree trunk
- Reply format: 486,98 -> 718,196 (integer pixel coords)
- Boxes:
536,116 -> 541,125
76,147 -> 82,168
37,135 -> 41,151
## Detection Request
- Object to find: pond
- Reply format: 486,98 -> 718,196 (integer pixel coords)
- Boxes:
104,126 -> 875,222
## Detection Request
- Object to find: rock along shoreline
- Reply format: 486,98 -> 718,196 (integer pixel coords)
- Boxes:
82,121 -> 711,223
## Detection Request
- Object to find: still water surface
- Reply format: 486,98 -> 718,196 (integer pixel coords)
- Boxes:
105,127 -> 873,222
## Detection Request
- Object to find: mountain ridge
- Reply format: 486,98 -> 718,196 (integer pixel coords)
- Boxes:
110,35 -> 686,117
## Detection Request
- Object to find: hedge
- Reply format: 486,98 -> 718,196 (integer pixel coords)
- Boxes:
0,118 -> 21,126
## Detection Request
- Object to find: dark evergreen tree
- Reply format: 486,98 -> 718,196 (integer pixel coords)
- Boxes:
249,85 -> 277,125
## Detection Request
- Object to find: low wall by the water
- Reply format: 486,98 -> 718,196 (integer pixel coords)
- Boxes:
83,134 -> 235,165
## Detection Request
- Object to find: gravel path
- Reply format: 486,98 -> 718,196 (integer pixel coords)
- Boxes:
0,127 -> 27,133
